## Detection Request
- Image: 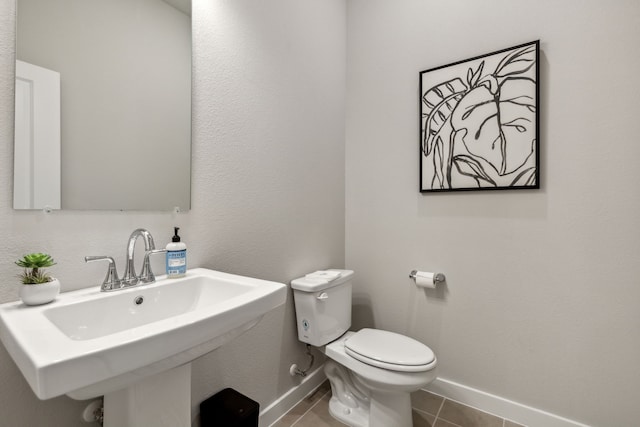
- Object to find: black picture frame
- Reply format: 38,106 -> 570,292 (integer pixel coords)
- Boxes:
419,40 -> 540,193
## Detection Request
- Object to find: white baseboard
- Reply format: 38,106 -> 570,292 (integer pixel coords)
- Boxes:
425,377 -> 591,427
259,366 -> 327,427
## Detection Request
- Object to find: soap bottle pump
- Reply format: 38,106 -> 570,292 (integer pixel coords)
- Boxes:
166,227 -> 187,278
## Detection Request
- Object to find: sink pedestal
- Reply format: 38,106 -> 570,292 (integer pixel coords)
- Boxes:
104,364 -> 191,427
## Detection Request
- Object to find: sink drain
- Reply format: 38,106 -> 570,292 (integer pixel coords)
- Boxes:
134,296 -> 144,305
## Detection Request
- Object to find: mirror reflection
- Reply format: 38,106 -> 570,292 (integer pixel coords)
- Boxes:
14,0 -> 191,211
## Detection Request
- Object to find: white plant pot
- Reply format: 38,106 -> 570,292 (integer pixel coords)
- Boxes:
19,278 -> 60,306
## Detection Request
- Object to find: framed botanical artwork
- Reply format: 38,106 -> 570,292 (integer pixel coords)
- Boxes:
419,40 -> 539,192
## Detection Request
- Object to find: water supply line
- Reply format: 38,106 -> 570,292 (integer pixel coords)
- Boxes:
289,344 -> 315,377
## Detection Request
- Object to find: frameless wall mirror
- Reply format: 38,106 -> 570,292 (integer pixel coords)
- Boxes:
14,0 -> 191,211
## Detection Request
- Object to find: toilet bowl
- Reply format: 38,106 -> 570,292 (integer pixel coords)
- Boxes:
291,270 -> 437,427
323,330 -> 436,427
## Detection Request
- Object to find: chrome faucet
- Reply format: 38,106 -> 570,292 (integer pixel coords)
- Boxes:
84,256 -> 121,291
140,248 -> 167,283
85,228 -> 165,292
122,228 -> 156,286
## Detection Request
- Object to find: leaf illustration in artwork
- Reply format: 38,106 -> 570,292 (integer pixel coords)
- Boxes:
450,78 -> 536,176
421,42 -> 538,190
509,166 -> 537,186
429,120 -> 458,189
422,78 -> 466,156
495,44 -> 536,79
466,61 -> 485,88
452,154 -> 497,186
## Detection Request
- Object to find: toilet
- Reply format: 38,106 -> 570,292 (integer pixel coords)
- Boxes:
291,269 -> 437,427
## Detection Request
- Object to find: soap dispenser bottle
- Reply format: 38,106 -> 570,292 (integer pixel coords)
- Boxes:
166,227 -> 187,278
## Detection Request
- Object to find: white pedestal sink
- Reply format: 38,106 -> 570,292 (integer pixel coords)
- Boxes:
0,268 -> 286,426
103,364 -> 192,427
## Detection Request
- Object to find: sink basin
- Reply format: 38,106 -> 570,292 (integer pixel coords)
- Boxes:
0,268 -> 286,400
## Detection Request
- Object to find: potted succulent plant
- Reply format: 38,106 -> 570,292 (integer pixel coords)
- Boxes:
16,253 -> 60,305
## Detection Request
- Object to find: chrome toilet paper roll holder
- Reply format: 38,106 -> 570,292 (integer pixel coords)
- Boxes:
409,270 -> 446,284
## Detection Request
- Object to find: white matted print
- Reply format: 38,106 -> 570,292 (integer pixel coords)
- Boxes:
420,41 -> 539,192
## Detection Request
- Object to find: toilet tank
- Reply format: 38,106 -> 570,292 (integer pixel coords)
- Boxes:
291,270 -> 354,347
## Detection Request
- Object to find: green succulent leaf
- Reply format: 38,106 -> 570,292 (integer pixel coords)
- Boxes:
15,253 -> 56,269
16,253 -> 56,284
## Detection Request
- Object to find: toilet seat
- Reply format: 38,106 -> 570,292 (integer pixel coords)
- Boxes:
344,328 -> 435,373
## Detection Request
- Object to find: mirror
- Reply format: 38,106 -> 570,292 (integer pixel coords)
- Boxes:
14,0 -> 191,211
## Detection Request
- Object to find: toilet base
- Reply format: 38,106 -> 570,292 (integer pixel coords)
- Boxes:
324,360 -> 414,427
328,395 -> 369,427
328,392 -> 412,427
325,360 -> 369,427
369,390 -> 412,427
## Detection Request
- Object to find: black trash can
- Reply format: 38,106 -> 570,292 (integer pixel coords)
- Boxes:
200,388 -> 260,427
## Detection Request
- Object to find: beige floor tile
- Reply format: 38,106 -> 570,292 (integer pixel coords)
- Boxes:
271,382 -> 331,426
411,390 -> 445,416
413,408 -> 437,427
434,418 -> 463,427
437,399 -> 503,427
270,418 -> 292,427
294,394 -> 347,426
274,379 -> 520,427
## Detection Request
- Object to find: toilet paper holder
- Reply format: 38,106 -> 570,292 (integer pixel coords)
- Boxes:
409,270 -> 446,284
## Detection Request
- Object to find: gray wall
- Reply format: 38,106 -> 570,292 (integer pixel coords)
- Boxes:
0,0 -> 345,425
345,1 -> 640,426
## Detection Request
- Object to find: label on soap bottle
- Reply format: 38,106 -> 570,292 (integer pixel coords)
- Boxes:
166,249 -> 187,277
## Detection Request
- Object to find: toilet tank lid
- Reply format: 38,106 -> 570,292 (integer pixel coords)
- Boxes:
291,269 -> 354,292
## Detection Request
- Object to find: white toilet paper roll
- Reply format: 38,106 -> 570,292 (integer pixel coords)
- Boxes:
414,271 -> 436,289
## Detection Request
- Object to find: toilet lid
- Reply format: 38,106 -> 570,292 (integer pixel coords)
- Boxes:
345,329 -> 435,373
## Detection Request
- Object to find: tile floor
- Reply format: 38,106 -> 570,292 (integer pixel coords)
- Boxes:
271,381 -> 526,427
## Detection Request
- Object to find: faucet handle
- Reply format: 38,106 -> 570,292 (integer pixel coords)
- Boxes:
85,256 -> 121,291
139,249 -> 167,284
